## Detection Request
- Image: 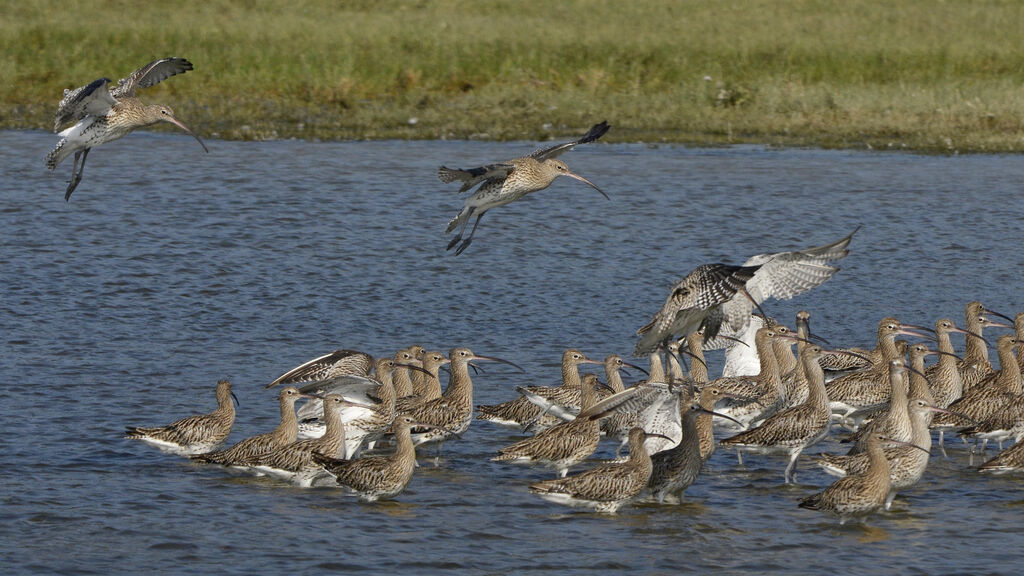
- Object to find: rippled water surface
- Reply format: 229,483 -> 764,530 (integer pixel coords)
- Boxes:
2,130 -> 1023,574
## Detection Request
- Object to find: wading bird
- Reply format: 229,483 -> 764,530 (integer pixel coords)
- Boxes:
439,121 -> 609,254
47,57 -> 208,201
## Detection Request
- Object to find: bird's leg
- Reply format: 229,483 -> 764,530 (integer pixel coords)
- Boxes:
433,441 -> 444,466
454,212 -> 486,256
784,449 -> 802,484
446,207 -> 475,251
65,148 -> 89,201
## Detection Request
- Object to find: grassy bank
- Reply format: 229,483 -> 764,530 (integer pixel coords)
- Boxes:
3,0 -> 1024,151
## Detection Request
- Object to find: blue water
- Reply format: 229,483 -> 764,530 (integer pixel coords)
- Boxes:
1,130 -> 1022,574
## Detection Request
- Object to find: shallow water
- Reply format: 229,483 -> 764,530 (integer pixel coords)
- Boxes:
1,130 -> 1022,574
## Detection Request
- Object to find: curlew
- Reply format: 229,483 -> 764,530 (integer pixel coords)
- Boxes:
958,302 -> 1014,393
440,121 -> 610,254
824,317 -> 933,421
192,386 -> 309,467
932,335 -> 1022,435
125,379 -> 237,456
407,348 -> 524,450
315,415 -> 450,501
842,359 -> 916,455
704,229 -> 856,376
634,263 -> 762,356
799,433 -> 927,524
476,349 -> 600,431
711,325 -> 793,430
492,373 -> 604,477
251,394 -> 355,487
720,341 -> 858,483
816,397 -> 956,510
649,402 -> 742,503
412,350 -> 450,402
528,428 -> 667,514
47,57 -> 208,200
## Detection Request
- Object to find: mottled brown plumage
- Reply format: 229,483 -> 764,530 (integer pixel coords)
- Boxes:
933,335 -> 1022,429
476,349 -> 600,431
315,416 -> 444,501
958,302 -> 1014,393
408,348 -> 522,448
266,349 -> 373,389
251,394 -> 350,487
529,428 -> 659,514
826,318 -> 931,417
720,343 -> 834,483
635,263 -> 762,356
125,379 -> 236,456
800,433 -> 915,524
816,397 -> 951,509
193,387 -> 306,466
493,373 -> 603,477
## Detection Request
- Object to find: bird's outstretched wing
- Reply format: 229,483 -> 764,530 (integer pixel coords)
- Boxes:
438,163 -> 515,192
111,57 -> 194,99
717,228 -> 857,335
634,263 -> 761,356
53,78 -> 117,131
529,121 -> 610,161
267,349 -> 374,389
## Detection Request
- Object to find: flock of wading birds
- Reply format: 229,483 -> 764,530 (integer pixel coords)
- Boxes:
49,58 -> 1023,521
125,242 -> 1024,521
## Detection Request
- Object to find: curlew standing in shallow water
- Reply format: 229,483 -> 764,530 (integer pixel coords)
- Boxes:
125,379 -> 238,456
529,427 -> 668,514
47,57 -> 209,200
440,121 -> 610,254
192,386 -> 310,467
799,433 -> 927,524
315,415 -> 450,501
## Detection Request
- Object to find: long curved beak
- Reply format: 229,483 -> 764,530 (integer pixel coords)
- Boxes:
896,326 -> 936,341
982,307 -> 1015,323
621,361 -> 649,376
714,333 -> 750,348
807,332 -> 832,346
396,362 -> 434,377
230,391 -> 240,407
163,115 -> 210,153
673,347 -> 707,371
696,406 -> 744,428
900,323 -> 936,334
564,171 -> 610,200
935,350 -> 962,360
982,317 -> 1015,330
952,326 -> 990,346
882,437 -> 931,454
825,349 -> 872,365
929,405 -> 977,424
471,354 -> 526,373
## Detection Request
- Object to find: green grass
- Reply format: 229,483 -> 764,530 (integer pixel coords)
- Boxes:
4,0 -> 1024,151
